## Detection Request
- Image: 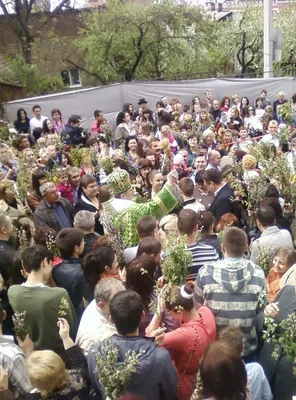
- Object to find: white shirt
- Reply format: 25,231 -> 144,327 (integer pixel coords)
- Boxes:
205,163 -> 221,172
124,245 -> 139,265
183,200 -> 205,213
261,133 -> 280,148
76,299 -> 116,355
29,116 -> 48,133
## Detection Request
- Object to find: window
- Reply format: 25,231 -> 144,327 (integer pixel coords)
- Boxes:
61,69 -> 81,87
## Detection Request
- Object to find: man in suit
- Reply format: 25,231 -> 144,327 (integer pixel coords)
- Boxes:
273,91 -> 288,121
203,168 -> 239,223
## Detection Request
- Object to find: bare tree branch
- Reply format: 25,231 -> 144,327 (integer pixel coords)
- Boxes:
61,58 -> 106,84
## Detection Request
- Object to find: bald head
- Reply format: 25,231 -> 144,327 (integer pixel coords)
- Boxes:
209,150 -> 221,167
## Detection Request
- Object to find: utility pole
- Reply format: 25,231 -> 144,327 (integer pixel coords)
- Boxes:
263,0 -> 273,78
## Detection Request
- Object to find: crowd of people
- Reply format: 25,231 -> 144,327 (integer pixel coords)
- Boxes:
0,87 -> 296,399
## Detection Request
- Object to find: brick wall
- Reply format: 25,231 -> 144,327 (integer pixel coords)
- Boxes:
0,10 -> 86,77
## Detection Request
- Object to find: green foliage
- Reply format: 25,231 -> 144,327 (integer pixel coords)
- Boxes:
95,339 -> 144,399
77,0 -> 213,82
0,55 -> 65,97
278,101 -> 294,126
162,236 -> 192,286
263,313 -> 296,375
58,297 -> 69,317
257,244 -> 275,276
12,311 -> 30,341
0,126 -> 10,142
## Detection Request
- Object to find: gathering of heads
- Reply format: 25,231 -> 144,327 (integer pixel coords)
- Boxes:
0,90 -> 296,399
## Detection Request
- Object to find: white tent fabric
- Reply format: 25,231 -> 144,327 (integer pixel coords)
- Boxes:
4,77 -> 296,128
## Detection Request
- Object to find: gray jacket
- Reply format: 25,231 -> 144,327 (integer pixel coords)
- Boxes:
250,226 -> 293,265
34,198 -> 74,232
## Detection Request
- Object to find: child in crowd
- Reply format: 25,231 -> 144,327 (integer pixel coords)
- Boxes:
56,168 -> 74,204
267,247 -> 296,302
238,126 -> 252,152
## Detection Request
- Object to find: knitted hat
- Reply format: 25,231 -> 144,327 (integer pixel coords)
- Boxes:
107,168 -> 131,196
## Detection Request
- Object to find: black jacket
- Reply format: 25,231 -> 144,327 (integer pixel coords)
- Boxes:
209,183 -> 239,223
62,124 -> 86,146
34,198 -> 74,232
14,118 -> 30,133
74,195 -> 104,235
52,258 -> 85,318
0,240 -> 16,282
257,285 -> 296,400
80,232 -> 100,259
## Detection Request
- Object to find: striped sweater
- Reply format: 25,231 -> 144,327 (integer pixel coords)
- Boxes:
194,259 -> 266,356
186,243 -> 219,281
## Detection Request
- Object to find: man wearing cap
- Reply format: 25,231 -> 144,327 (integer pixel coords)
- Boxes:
101,168 -> 179,247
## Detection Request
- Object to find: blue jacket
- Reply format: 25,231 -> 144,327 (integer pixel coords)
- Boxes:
88,334 -> 178,400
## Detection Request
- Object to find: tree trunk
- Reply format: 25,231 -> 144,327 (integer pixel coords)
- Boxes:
21,38 -> 33,64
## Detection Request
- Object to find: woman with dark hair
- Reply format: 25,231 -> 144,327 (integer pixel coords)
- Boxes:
14,108 -> 30,133
125,135 -> 139,166
244,105 -> 263,133
196,211 -> 221,257
196,341 -> 250,400
51,108 -> 65,134
42,118 -> 55,135
126,254 -> 178,336
220,96 -> 231,112
137,138 -> 149,159
82,246 -> 124,304
61,151 -> 73,168
192,96 -> 200,107
123,103 -> 135,120
135,159 -> 153,199
147,282 -> 216,400
27,169 -> 47,211
136,237 -> 162,267
240,97 -> 249,115
74,175 -> 103,235
115,111 -> 133,147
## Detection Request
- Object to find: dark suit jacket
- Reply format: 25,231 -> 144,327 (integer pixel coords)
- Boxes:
209,183 -> 239,223
273,99 -> 288,114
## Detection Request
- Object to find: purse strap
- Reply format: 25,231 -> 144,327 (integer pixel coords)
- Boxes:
177,325 -> 199,391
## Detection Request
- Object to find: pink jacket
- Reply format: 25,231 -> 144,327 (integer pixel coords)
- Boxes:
57,182 -> 74,204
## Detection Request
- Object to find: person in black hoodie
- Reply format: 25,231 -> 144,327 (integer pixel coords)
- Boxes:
62,115 -> 87,147
88,290 -> 178,400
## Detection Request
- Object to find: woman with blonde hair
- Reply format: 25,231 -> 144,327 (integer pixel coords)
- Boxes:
25,318 -> 89,399
201,129 -> 216,152
158,214 -> 178,250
